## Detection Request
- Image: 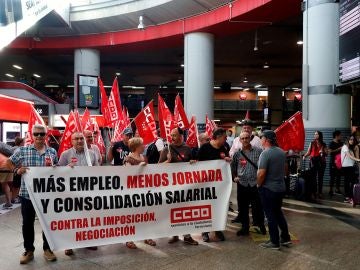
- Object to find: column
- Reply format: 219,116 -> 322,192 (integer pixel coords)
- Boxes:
74,48 -> 100,113
184,32 -> 214,132
303,0 -> 351,184
267,88 -> 283,127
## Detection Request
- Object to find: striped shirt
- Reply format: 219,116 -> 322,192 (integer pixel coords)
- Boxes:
9,145 -> 58,199
231,146 -> 262,187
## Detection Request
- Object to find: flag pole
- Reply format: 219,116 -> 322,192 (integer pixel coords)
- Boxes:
75,109 -> 92,166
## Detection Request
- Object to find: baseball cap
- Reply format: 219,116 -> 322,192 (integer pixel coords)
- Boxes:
123,128 -> 133,135
261,130 -> 277,143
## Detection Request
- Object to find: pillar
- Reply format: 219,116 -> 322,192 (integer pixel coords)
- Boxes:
184,32 -> 214,132
303,0 -> 351,184
74,48 -> 100,113
267,88 -> 283,127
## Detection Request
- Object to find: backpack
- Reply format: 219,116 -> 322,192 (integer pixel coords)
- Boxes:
146,140 -> 160,164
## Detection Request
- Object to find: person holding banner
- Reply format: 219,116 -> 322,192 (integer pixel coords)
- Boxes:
7,124 -> 58,264
58,131 -> 99,256
108,128 -> 133,166
197,128 -> 230,242
124,137 -> 157,248
159,127 -> 199,245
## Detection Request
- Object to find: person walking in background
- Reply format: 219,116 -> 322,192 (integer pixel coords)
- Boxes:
341,136 -> 360,204
303,131 -> 327,199
257,130 -> 291,250
328,131 -> 343,196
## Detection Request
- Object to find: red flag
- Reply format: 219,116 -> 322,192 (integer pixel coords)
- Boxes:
205,114 -> 217,137
81,108 -> 92,131
174,94 -> 190,129
134,101 -> 157,145
58,111 -> 81,156
245,110 -> 250,120
123,106 -> 130,126
25,105 -> 46,145
158,94 -> 176,143
99,78 -> 111,126
92,118 -> 106,155
186,116 -> 199,148
107,77 -> 122,125
275,111 -> 305,151
111,119 -> 125,143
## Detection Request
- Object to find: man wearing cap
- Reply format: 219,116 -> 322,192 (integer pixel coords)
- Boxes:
108,128 -> 133,166
257,130 -> 291,250
229,119 -> 262,157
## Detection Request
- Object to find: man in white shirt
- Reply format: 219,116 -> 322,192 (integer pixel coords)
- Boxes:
229,120 -> 262,157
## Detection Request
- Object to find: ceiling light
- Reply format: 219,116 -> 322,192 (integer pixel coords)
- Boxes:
176,86 -> 184,89
138,16 -> 145,30
45,84 -> 59,88
297,40 -> 303,45
116,72 -> 121,76
243,78 -> 248,83
33,73 -> 41,78
254,30 -> 258,51
13,64 -> 22,70
5,73 -> 14,78
243,88 -> 250,91
263,63 -> 269,68
178,79 -> 183,83
213,120 -> 220,122
67,85 -> 74,87
180,64 -> 184,68
255,84 -> 262,88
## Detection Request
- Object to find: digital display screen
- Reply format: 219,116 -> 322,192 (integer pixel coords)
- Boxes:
339,0 -> 360,82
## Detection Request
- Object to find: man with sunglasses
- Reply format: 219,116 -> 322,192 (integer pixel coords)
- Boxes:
230,131 -> 266,236
7,124 -> 58,264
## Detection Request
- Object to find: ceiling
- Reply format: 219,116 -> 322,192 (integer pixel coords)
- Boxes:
0,14 -> 302,91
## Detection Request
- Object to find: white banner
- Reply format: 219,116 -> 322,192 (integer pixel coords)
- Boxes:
24,160 -> 232,251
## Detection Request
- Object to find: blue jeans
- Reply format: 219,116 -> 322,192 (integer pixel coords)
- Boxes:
258,187 -> 290,245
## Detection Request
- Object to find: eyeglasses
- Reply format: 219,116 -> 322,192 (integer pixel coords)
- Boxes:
72,137 -> 84,141
240,137 -> 250,140
33,132 -> 46,137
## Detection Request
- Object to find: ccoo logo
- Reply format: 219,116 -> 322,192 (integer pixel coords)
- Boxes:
170,205 -> 212,223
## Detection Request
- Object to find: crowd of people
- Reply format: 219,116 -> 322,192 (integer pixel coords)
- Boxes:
2,119 -> 360,265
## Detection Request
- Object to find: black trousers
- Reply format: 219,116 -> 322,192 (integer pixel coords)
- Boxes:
20,197 -> 51,252
329,165 -> 342,191
310,157 -> 326,194
237,184 -> 265,229
342,167 -> 356,198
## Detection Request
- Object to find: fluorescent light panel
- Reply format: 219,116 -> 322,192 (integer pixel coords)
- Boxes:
13,64 -> 22,70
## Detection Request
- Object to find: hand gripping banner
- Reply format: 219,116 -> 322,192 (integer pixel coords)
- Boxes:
23,160 -> 232,250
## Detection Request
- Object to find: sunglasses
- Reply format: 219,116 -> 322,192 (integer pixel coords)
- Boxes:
33,132 -> 46,137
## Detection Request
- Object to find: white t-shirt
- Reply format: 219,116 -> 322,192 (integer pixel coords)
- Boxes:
341,145 -> 355,167
155,138 -> 165,152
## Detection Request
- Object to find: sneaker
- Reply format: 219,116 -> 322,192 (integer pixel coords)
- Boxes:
280,238 -> 292,246
168,236 -> 179,244
2,203 -> 12,209
183,236 -> 198,245
43,249 -> 57,261
215,231 -> 225,241
202,232 -> 210,242
20,251 -> 34,264
236,229 -> 249,236
259,241 -> 280,250
231,216 -> 241,223
259,225 -> 267,235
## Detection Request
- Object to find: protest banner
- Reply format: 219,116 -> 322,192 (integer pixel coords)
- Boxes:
23,160 -> 232,251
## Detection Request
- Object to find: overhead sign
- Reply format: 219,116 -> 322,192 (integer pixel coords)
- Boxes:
23,160 -> 232,251
78,74 -> 99,109
0,1 -> 69,49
